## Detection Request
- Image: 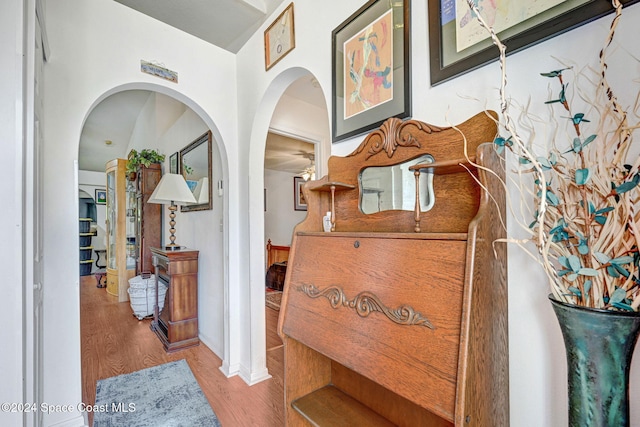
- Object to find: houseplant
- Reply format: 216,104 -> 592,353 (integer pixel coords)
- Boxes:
464,0 -> 640,424
126,149 -> 165,180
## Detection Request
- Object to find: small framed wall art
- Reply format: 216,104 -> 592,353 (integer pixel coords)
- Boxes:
264,3 -> 295,70
293,176 -> 307,211
331,0 -> 411,142
95,189 -> 107,205
169,152 -> 179,174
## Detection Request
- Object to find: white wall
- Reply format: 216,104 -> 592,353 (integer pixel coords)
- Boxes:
155,108 -> 226,357
238,1 -> 640,426
41,0 -> 237,425
30,0 -> 640,425
0,1 -> 26,426
264,169 -> 307,246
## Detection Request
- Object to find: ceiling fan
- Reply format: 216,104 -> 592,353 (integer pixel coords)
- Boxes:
299,152 -> 315,181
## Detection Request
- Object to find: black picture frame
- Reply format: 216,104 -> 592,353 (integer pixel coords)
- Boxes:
429,0 -> 639,85
332,0 -> 411,143
169,152 -> 179,174
294,176 -> 307,211
95,189 -> 106,205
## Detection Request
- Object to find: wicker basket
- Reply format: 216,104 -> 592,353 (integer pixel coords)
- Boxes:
127,275 -> 167,320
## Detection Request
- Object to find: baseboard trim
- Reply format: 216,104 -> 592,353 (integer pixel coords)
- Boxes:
238,365 -> 271,386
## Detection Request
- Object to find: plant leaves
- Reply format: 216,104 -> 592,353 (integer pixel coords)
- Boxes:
568,255 -> 581,272
536,156 -> 552,170
568,287 -> 582,297
610,287 -> 627,304
612,302 -> 635,311
582,134 -> 596,147
594,252 -> 611,264
571,113 -> 590,125
616,181 -> 638,194
578,267 -> 598,276
584,280 -> 592,295
540,68 -> 569,78
595,206 -> 614,214
607,265 -> 620,278
575,168 -> 591,185
595,216 -> 607,225
613,263 -> 631,278
572,137 -> 582,153
578,242 -> 589,255
546,191 -> 560,206
611,256 -> 634,265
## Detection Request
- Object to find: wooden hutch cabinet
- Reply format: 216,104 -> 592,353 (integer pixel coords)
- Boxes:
135,163 -> 162,275
105,158 -> 136,302
279,112 -> 508,426
150,247 -> 199,352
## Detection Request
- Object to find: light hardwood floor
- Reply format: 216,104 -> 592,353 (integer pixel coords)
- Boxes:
80,274 -> 284,426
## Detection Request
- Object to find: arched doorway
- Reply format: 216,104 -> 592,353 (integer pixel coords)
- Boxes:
247,68 -> 330,381
76,85 -> 229,390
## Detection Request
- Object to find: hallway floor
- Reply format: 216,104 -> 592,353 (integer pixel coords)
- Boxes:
80,274 -> 284,426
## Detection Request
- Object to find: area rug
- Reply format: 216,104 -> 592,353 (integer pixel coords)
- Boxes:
266,290 -> 282,311
93,359 -> 220,427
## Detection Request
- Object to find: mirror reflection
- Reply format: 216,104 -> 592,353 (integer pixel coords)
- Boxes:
359,154 -> 435,214
180,131 -> 212,212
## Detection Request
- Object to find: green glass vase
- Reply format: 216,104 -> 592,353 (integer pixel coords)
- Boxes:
550,296 -> 640,427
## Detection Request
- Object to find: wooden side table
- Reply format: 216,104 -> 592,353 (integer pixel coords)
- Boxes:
150,247 -> 199,352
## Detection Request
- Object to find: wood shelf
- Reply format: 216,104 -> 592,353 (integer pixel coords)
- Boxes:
408,156 -> 476,175
292,386 -> 395,427
308,181 -> 355,192
309,182 -> 355,231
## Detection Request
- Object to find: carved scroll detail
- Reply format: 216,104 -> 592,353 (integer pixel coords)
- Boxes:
348,118 -> 446,160
298,284 -> 434,329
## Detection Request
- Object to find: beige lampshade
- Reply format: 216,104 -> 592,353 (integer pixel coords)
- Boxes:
148,173 -> 197,205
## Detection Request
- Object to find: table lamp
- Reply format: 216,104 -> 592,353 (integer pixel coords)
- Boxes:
148,173 -> 196,250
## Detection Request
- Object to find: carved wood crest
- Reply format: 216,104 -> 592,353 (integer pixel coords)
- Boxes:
298,283 -> 434,329
348,118 -> 446,160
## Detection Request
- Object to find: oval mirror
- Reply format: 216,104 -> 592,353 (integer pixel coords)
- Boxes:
359,154 -> 435,214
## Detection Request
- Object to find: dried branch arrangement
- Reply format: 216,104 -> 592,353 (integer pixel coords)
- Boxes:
466,0 -> 640,310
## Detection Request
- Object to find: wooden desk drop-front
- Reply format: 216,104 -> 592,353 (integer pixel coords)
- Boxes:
278,112 -> 508,426
151,247 -> 199,352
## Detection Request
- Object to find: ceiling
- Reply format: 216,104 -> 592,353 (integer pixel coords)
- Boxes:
79,1 -> 325,175
113,0 -> 287,53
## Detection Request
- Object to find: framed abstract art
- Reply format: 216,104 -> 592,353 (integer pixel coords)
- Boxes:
332,0 -> 411,142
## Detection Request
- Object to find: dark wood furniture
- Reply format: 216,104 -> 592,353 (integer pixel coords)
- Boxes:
266,239 -> 290,269
266,239 -> 290,291
266,262 -> 287,291
135,163 -> 162,275
151,247 -> 199,352
279,112 -> 508,426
